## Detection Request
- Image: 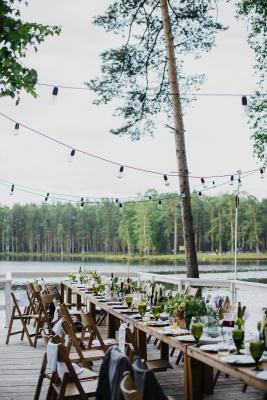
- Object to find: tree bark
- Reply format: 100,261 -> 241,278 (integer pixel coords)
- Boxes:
160,0 -> 199,277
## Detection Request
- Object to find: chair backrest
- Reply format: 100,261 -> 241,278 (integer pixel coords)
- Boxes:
133,357 -> 168,400
80,311 -> 106,351
59,303 -> 78,333
120,372 -> 140,400
61,318 -> 85,363
185,286 -> 200,298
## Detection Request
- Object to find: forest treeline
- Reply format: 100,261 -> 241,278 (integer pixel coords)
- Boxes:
0,192 -> 267,255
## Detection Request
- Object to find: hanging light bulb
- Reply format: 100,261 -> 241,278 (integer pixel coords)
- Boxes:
212,181 -> 215,186
10,184 -> 15,195
52,86 -> 59,96
181,191 -> 186,198
44,192 -> 50,202
115,198 -> 119,205
118,166 -> 124,178
241,95 -> 248,114
68,149 -> 75,163
13,122 -> 20,136
80,197 -> 84,208
158,200 -> 162,210
119,202 -> 123,212
230,175 -> 234,186
163,174 -> 170,186
139,93 -> 146,102
133,93 -> 146,108
148,195 -> 152,201
238,177 -> 242,186
198,191 -> 202,197
201,177 -> 207,188
260,168 -> 265,178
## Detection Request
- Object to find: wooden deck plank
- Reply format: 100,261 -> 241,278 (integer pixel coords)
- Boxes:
0,320 -> 264,400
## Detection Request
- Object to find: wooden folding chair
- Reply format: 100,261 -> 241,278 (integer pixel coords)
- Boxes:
59,303 -> 90,346
61,318 -> 104,368
6,292 -> 40,346
185,286 -> 200,298
30,292 -> 55,347
120,372 -> 141,400
34,335 -> 98,400
80,311 -> 117,351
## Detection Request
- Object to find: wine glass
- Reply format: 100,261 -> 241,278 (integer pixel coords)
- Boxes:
249,340 -> 264,371
191,322 -> 203,347
152,305 -> 161,321
125,295 -> 133,309
157,302 -> 165,313
232,328 -> 244,354
138,303 -> 147,319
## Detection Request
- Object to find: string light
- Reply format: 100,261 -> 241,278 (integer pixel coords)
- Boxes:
1,111 -> 265,181
118,166 -> 124,179
80,197 -> 84,208
68,149 -> 76,163
119,202 -> 123,212
158,200 -> 162,210
212,181 -> 215,186
163,174 -> 170,186
238,177 -> 242,186
148,195 -> 152,201
201,177 -> 207,188
10,184 -> 14,195
198,191 -> 202,197
52,86 -> 59,96
138,93 -> 146,102
13,122 -> 20,136
181,191 -> 186,198
0,168 -> 261,205
260,168 -> 265,178
241,96 -> 248,106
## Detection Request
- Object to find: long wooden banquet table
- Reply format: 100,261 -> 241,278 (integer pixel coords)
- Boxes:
60,281 -> 267,400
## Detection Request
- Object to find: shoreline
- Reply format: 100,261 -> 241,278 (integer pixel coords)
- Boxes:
0,252 -> 267,263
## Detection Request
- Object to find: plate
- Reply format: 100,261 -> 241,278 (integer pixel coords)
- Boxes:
145,321 -> 169,327
161,328 -> 190,337
221,355 -> 255,365
257,371 -> 267,380
200,344 -> 236,353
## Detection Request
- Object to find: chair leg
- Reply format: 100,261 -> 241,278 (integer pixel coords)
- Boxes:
170,347 -> 176,357
154,338 -> 158,346
242,384 -> 247,393
6,307 -> 16,345
212,370 -> 221,391
175,351 -> 183,366
34,354 -> 47,400
147,335 -> 152,344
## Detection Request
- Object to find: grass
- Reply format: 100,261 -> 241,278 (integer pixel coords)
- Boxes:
1,251 -> 267,263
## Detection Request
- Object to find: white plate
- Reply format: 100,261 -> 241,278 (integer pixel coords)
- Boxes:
200,344 -> 236,353
257,370 -> 267,380
222,355 -> 255,365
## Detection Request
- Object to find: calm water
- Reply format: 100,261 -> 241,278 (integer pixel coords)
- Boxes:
0,259 -> 267,282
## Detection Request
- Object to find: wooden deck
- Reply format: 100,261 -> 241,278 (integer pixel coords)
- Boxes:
0,321 -> 264,400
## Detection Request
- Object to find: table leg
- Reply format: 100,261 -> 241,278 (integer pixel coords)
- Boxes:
107,313 -> 117,339
89,302 -> 96,321
136,329 -> 147,360
60,283 -> 64,303
77,293 -> 81,310
187,355 -> 203,400
67,287 -> 72,308
160,341 -> 169,362
184,352 -> 189,400
202,365 -> 213,395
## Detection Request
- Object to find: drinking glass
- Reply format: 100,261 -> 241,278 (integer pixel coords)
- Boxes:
152,305 -> 161,321
232,328 -> 244,354
249,340 -> 264,371
157,302 -> 165,313
191,322 -> 203,347
138,303 -> 147,318
125,295 -> 133,309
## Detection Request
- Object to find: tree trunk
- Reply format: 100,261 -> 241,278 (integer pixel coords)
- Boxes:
160,0 -> 199,277
173,212 -> 177,256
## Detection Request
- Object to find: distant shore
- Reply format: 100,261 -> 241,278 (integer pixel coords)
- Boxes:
1,252 -> 267,263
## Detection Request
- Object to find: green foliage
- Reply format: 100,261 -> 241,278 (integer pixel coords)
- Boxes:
236,0 -> 267,160
88,0 -> 226,139
1,192 -> 267,255
0,0 -> 61,103
165,292 -> 207,321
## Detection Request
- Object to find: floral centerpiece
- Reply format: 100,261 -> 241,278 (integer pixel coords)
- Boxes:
166,293 -> 207,329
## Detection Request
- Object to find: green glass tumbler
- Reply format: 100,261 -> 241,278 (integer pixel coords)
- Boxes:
232,328 -> 244,354
152,305 -> 161,321
249,340 -> 264,371
138,303 -> 147,318
191,322 -> 203,347
125,295 -> 133,308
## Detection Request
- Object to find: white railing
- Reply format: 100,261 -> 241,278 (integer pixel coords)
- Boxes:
1,271 -> 267,329
0,272 -> 12,327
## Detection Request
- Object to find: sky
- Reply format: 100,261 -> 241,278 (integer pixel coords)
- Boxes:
0,0 -> 265,207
